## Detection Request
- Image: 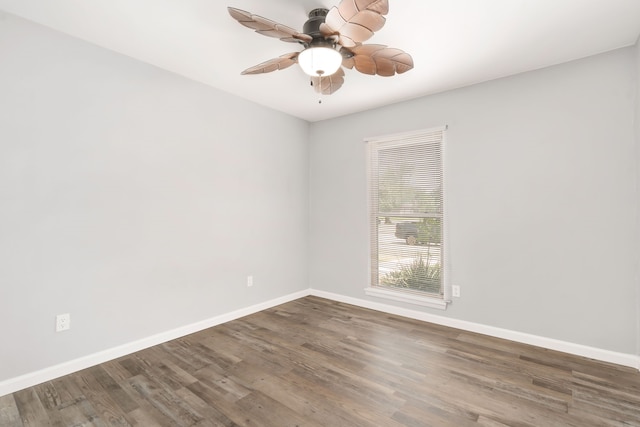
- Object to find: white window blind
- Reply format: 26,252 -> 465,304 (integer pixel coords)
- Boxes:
367,126 -> 446,302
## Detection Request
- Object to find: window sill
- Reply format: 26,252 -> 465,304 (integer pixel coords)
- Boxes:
365,287 -> 449,310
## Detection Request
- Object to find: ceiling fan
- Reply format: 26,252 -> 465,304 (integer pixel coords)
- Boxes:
228,0 -> 413,98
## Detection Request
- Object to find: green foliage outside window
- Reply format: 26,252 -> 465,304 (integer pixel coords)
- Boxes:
380,252 -> 441,294
417,217 -> 442,245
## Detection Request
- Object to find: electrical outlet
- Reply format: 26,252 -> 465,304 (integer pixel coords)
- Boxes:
452,286 -> 461,298
56,313 -> 71,332
247,275 -> 253,287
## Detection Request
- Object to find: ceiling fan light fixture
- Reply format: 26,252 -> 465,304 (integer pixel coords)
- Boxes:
298,46 -> 342,77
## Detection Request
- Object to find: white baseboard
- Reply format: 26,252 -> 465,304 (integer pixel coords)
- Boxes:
0,290 -> 308,397
309,289 -> 640,370
2,287 -> 638,397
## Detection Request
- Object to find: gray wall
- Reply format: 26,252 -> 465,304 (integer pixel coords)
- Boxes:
0,13 -> 310,382
309,47 -> 639,354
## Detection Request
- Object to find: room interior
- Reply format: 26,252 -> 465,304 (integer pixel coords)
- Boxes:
1,0 -> 639,412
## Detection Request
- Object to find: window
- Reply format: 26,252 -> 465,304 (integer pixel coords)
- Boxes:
366,126 -> 448,309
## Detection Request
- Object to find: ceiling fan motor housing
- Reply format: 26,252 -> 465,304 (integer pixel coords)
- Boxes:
303,8 -> 329,39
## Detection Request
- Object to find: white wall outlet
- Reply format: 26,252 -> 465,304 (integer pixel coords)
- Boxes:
452,286 -> 461,298
56,313 -> 71,332
247,275 -> 253,287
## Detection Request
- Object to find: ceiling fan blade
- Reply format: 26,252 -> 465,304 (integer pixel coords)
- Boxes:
342,55 -> 355,70
349,43 -> 386,56
355,0 -> 389,15
241,52 -> 300,75
228,7 -> 312,43
311,68 -> 345,95
351,9 -> 386,32
323,0 -> 388,46
353,55 -> 377,75
350,44 -> 414,76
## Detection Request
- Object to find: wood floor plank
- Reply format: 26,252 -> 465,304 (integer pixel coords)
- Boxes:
72,367 -> 134,426
3,296 -> 640,426
173,387 -> 238,427
0,394 -> 24,427
12,388 -> 53,427
235,390 -> 322,427
127,373 -> 203,426
85,366 -> 139,414
251,370 -> 365,426
185,380 -> 254,426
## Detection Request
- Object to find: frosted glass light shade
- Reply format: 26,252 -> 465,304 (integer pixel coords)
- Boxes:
298,46 -> 342,77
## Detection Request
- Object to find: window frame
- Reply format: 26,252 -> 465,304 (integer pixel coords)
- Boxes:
365,126 -> 450,310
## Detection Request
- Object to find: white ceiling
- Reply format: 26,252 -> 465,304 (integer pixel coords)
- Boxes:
1,0 -> 639,122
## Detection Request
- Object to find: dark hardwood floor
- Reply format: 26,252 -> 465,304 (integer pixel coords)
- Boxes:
1,296 -> 639,426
